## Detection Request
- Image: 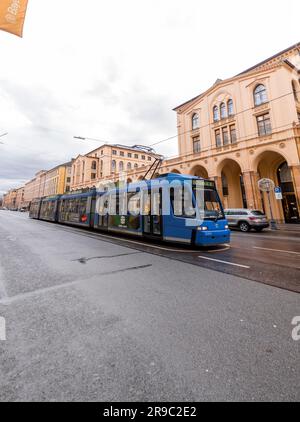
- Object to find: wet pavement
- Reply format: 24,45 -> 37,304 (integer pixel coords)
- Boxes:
53,220 -> 300,293
0,211 -> 299,402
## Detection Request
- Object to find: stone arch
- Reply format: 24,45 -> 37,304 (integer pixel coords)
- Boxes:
171,168 -> 181,174
251,148 -> 292,173
253,150 -> 299,223
217,158 -> 246,209
190,164 -> 209,179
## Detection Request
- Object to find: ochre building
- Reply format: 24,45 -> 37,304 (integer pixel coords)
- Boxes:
71,144 -> 159,190
160,43 -> 300,224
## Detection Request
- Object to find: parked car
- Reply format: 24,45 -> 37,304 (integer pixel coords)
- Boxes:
224,209 -> 270,232
19,208 -> 27,212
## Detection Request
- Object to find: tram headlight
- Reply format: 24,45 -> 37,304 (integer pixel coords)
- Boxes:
198,226 -> 208,231
225,225 -> 229,229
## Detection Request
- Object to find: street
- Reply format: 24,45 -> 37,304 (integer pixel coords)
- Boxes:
0,210 -> 299,401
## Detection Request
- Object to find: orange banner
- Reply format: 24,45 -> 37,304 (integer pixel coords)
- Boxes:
0,0 -> 29,37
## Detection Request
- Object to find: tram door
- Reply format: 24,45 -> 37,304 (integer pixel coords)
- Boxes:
97,195 -> 109,230
143,189 -> 162,237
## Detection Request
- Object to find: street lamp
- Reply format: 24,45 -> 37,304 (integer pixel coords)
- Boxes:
258,178 -> 278,230
74,136 -> 107,144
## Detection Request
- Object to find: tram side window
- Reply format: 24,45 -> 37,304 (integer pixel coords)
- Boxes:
109,194 -> 119,215
78,198 -> 87,215
128,193 -> 141,216
170,188 -> 196,218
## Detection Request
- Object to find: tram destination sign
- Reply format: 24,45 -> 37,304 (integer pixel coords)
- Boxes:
193,180 -> 216,189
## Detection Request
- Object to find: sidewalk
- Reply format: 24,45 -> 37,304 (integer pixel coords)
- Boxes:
272,223 -> 300,232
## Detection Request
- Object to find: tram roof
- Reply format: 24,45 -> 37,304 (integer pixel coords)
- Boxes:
157,173 -> 203,181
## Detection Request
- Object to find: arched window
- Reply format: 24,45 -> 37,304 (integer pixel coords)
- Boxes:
220,102 -> 227,119
213,105 -> 219,122
119,162 -> 124,172
134,163 -> 138,169
127,162 -> 132,171
111,160 -> 116,172
292,80 -> 298,102
192,113 -> 199,130
227,99 -> 234,116
91,161 -> 97,170
254,84 -> 268,106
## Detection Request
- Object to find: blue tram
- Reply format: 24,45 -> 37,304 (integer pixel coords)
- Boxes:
39,195 -> 61,222
29,174 -> 230,247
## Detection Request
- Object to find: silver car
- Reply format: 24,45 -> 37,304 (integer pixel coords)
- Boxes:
224,209 -> 270,232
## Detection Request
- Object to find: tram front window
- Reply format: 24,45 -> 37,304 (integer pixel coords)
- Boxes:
203,189 -> 224,220
193,186 -> 224,221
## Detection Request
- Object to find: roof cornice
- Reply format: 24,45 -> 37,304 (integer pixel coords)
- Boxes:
174,42 -> 300,113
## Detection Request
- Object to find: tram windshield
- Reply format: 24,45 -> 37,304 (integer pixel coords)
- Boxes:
193,181 -> 225,221
202,189 -> 224,220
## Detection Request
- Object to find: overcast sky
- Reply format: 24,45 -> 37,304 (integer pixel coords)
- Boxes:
0,0 -> 299,195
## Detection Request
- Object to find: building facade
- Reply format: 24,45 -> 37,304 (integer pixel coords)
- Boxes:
71,144 -> 159,190
22,163 -> 72,208
3,44 -> 300,223
2,189 -> 17,209
160,43 -> 300,224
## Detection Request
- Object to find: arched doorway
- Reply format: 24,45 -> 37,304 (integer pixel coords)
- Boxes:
171,169 -> 181,174
277,163 -> 300,223
190,165 -> 209,179
255,151 -> 299,223
218,159 -> 246,209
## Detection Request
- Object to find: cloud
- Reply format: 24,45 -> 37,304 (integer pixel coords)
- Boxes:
0,0 -> 299,195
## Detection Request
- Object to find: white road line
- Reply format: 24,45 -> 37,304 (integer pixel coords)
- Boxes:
198,256 -> 250,269
207,245 -> 231,253
253,246 -> 300,256
0,265 -> 8,300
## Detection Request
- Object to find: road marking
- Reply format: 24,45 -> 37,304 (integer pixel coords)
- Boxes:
207,245 -> 231,253
253,247 -> 300,256
198,256 -> 250,269
0,265 -> 8,300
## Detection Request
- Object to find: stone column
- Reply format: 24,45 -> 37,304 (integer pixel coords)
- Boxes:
242,171 -> 263,210
214,176 -> 224,203
290,165 -> 300,213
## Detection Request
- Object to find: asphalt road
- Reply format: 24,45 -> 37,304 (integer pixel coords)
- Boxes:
0,211 -> 299,402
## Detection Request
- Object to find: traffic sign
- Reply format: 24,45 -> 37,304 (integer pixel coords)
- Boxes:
274,187 -> 283,200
